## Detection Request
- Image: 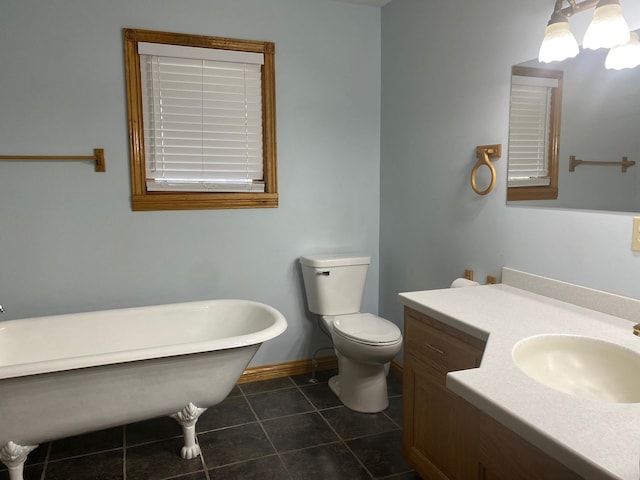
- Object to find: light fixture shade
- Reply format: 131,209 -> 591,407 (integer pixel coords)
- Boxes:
583,2 -> 630,50
539,21 -> 580,63
605,31 -> 640,69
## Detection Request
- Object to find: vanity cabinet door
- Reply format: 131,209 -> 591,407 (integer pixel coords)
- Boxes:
403,354 -> 461,480
403,307 -> 485,480
461,400 -> 585,480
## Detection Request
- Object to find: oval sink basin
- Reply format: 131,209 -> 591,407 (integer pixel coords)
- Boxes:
512,334 -> 640,403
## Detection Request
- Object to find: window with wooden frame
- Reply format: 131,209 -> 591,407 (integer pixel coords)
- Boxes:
123,29 -> 277,211
507,65 -> 562,201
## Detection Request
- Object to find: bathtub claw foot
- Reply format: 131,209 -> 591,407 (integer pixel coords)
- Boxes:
0,442 -> 38,480
180,443 -> 201,460
171,403 -> 207,460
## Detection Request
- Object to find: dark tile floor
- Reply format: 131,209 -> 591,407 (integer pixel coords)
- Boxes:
1,370 -> 418,480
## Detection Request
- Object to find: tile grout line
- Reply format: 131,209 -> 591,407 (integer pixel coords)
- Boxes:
242,381 -> 295,479
37,446 -> 124,463
122,426 -> 127,480
278,375 -> 349,478
194,416 -> 212,480
293,376 -> 377,479
39,442 -> 52,480
311,396 -> 377,479
304,374 -> 408,479
381,395 -> 403,430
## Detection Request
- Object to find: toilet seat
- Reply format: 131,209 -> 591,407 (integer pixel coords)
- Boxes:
333,313 -> 401,346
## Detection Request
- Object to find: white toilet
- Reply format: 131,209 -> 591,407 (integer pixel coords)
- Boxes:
300,254 -> 403,413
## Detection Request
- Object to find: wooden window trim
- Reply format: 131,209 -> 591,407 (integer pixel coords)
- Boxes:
507,65 -> 562,202
123,28 -> 278,211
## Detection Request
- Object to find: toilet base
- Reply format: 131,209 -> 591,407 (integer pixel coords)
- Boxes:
328,375 -> 341,397
329,360 -> 390,413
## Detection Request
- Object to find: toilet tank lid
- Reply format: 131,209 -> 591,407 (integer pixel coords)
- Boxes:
299,254 -> 371,268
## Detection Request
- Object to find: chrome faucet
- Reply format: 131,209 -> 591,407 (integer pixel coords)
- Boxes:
634,324 -> 640,336
0,305 -> 3,313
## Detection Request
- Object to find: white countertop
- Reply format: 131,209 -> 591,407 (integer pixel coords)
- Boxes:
398,268 -> 640,480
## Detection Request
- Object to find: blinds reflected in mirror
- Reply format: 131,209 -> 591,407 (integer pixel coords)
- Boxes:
507,74 -> 559,188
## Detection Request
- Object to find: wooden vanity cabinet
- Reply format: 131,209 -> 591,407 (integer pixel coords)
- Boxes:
403,307 -> 485,479
403,307 -> 584,480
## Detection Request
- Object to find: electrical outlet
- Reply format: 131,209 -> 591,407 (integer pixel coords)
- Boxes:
632,217 -> 640,252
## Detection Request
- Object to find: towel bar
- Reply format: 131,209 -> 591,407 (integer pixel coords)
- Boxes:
0,148 -> 105,172
569,155 -> 635,173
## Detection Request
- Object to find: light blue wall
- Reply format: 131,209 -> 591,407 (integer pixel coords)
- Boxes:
4,0 -> 639,370
0,0 -> 381,366
380,0 -> 640,336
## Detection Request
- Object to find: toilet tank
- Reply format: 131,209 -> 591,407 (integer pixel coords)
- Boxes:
299,254 -> 370,316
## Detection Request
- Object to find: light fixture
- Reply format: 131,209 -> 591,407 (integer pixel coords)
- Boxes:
539,0 -> 632,65
583,0 -> 630,50
539,12 -> 580,63
605,31 -> 640,69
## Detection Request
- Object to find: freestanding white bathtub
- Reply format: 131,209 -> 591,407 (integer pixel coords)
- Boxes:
0,299 -> 287,480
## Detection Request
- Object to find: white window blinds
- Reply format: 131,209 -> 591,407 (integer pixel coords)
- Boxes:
508,75 -> 558,188
138,42 -> 265,192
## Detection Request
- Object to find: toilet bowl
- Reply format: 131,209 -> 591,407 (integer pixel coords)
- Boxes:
300,254 -> 403,413
325,313 -> 402,412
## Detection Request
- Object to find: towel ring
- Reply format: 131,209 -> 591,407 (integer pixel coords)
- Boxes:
471,144 -> 501,196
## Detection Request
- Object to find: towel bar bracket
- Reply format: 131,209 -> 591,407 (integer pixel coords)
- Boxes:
471,144 -> 502,196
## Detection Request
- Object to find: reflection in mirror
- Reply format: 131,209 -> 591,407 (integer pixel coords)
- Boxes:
507,66 -> 562,201
507,38 -> 640,212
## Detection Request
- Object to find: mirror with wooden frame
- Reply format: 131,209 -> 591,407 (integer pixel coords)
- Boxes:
507,39 -> 640,212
